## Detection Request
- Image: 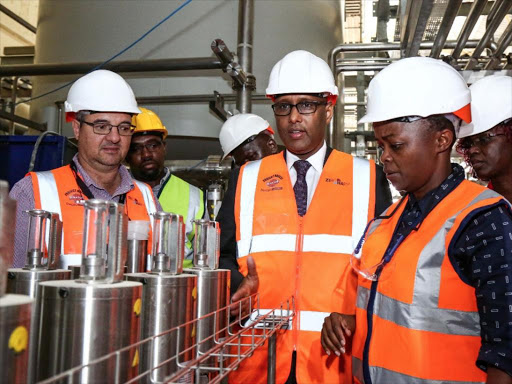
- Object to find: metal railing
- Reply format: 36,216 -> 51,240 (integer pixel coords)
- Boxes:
38,294 -> 295,384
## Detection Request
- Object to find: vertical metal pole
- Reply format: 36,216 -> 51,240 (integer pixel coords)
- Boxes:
267,333 -> 277,384
56,102 -> 63,135
9,76 -> 18,135
237,0 -> 254,113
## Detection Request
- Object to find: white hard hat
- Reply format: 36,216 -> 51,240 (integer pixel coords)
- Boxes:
457,75 -> 512,139
65,69 -> 140,121
266,50 -> 339,97
359,57 -> 471,124
219,113 -> 274,159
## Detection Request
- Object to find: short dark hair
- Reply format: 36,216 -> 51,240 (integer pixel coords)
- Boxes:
421,115 -> 456,148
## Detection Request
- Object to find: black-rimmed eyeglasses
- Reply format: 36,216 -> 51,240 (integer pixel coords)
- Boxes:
272,101 -> 327,116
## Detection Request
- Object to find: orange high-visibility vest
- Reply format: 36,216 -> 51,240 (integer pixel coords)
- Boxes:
30,164 -> 156,257
232,150 -> 376,384
352,180 -> 504,384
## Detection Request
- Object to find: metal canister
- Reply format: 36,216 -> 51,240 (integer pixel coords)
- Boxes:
126,212 -> 197,383
37,200 -> 143,382
207,183 -> 224,220
7,209 -> 71,383
185,220 -> 230,384
126,220 -> 150,273
0,181 -> 34,384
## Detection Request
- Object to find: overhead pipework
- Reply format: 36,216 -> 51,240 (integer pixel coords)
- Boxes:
328,0 -> 512,152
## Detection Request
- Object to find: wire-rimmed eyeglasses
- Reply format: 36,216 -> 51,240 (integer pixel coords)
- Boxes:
81,121 -> 135,136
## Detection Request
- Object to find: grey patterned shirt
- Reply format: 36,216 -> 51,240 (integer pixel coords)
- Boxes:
9,154 -> 161,268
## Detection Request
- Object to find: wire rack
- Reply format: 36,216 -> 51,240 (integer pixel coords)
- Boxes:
38,294 -> 295,384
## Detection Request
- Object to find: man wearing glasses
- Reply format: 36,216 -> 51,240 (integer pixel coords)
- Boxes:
9,70 -> 159,268
321,58 -> 512,384
125,107 -> 205,264
217,50 -> 391,384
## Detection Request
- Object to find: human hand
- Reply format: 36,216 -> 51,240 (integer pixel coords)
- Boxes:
321,313 -> 355,356
230,256 -> 259,317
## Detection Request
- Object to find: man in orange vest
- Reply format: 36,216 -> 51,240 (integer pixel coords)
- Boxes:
9,70 -> 160,269
217,50 -> 391,384
321,57 -> 512,383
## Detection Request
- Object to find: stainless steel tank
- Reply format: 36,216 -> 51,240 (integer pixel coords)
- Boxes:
0,180 -> 34,384
185,220 -> 230,384
37,199 -> 143,383
126,212 -> 197,383
7,209 -> 71,383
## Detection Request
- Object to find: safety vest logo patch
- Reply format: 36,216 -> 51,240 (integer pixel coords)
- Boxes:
261,174 -> 283,192
325,177 -> 350,186
64,189 -> 85,206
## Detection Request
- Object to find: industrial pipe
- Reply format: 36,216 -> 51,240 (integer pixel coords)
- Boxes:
0,4 -> 36,33
451,0 -> 488,60
465,1 -> 512,69
400,0 -> 434,57
485,20 -> 512,69
0,109 -> 46,131
0,57 -> 223,77
430,0 -> 464,58
236,0 -> 255,114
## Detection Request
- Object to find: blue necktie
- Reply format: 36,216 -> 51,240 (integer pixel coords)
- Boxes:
293,160 -> 311,217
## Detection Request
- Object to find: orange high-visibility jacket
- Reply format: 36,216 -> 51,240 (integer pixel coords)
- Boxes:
352,180 -> 504,384
232,150 -> 376,384
30,164 -> 157,256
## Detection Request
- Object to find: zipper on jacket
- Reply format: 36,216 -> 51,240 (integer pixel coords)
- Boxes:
293,216 -> 304,350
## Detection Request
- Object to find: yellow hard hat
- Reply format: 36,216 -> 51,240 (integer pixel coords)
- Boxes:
132,107 -> 168,139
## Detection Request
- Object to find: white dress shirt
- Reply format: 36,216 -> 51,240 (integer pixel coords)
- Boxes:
286,141 -> 327,210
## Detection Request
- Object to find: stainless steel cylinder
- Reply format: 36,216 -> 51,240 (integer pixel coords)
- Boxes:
184,269 -> 230,370
126,273 -> 197,383
0,181 -> 16,296
7,269 -> 71,383
0,294 -> 33,384
126,239 -> 148,273
7,269 -> 71,298
37,280 -> 143,382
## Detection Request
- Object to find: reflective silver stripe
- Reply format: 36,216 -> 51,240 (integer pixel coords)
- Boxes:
184,184 -> 203,256
303,234 -> 354,254
247,234 -> 296,254
188,185 -> 202,221
354,356 -> 484,384
369,365 -> 484,384
237,160 -> 262,258
134,180 -> 157,215
352,357 -> 365,384
352,157 -> 370,246
299,310 -> 329,332
357,286 -> 480,336
35,171 -> 62,219
413,188 -> 502,308
240,233 -> 355,256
